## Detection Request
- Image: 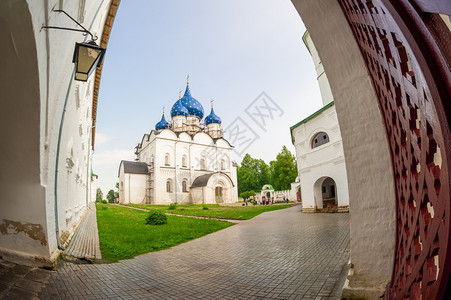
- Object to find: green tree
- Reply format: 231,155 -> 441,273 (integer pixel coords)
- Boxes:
240,190 -> 256,201
257,159 -> 271,189
237,154 -> 258,194
270,146 -> 297,190
106,189 -> 115,203
96,188 -> 103,202
237,154 -> 271,194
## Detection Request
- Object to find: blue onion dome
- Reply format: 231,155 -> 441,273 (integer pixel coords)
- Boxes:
180,83 -> 204,119
205,107 -> 222,125
171,98 -> 189,117
155,113 -> 169,130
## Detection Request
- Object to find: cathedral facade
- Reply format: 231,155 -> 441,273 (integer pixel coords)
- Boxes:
118,79 -> 238,204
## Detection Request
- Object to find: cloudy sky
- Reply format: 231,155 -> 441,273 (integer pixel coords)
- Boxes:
93,0 -> 324,194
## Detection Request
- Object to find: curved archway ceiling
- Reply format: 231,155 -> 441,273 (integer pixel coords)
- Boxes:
338,0 -> 451,299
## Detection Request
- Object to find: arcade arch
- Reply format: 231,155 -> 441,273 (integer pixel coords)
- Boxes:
313,177 -> 337,211
0,1 -> 449,299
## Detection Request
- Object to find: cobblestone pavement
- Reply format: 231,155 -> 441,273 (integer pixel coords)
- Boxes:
38,206 -> 350,299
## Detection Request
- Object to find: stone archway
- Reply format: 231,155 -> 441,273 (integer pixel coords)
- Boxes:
0,2 -> 449,299
292,1 -> 451,298
321,177 -> 337,210
313,176 -> 337,211
0,0 -> 49,263
260,184 -> 275,204
214,181 -> 224,203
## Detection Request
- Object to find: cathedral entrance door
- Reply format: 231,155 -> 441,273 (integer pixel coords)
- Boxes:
215,186 -> 223,203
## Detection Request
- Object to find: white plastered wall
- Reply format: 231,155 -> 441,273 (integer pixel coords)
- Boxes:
291,0 -> 396,297
0,0 -> 112,267
292,106 -> 349,211
136,129 -> 238,204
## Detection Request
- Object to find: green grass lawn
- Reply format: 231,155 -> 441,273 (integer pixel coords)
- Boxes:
126,203 -> 290,220
96,203 -> 233,262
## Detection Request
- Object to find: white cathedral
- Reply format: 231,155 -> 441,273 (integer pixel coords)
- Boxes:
118,78 -> 238,205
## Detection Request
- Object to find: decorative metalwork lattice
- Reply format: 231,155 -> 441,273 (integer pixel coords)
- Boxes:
338,0 -> 450,299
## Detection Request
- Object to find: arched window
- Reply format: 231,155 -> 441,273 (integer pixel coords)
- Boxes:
182,179 -> 188,192
220,159 -> 225,170
311,132 -> 330,148
200,156 -> 206,170
166,179 -> 172,193
182,155 -> 187,167
165,153 -> 170,166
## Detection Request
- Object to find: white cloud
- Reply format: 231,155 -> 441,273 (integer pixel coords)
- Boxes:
95,133 -> 115,145
93,149 -> 134,166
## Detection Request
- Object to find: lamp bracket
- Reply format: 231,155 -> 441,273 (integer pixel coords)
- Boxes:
42,9 -> 97,41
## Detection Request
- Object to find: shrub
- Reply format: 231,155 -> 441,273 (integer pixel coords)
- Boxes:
202,205 -> 209,210
145,210 -> 167,225
102,200 -> 108,204
168,203 -> 178,210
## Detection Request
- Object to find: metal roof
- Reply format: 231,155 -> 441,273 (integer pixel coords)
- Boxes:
119,160 -> 148,176
191,172 -> 234,188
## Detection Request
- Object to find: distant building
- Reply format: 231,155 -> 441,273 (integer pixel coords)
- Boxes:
258,183 -> 301,203
290,31 -> 350,213
118,78 -> 238,204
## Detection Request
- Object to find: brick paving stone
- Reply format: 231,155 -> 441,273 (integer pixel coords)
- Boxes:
36,206 -> 349,299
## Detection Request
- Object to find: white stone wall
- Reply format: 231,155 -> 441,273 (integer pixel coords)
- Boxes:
292,105 -> 349,210
133,128 -> 238,204
0,0 -> 113,266
90,175 -> 98,203
118,164 -> 147,204
292,0 -> 396,296
303,31 -> 333,106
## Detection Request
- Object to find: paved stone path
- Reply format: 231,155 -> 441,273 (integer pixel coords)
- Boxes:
0,259 -> 51,299
64,202 -> 101,261
39,206 -> 350,299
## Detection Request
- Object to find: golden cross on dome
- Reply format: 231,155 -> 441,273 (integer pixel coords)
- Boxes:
162,106 -> 165,114
179,90 -> 182,99
187,74 -> 190,84
210,99 -> 214,108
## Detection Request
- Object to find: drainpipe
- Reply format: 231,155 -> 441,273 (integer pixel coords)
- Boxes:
53,68 -> 76,251
85,129 -> 92,207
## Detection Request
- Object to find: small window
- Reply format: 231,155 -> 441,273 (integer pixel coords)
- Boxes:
165,153 -> 170,166
200,156 -> 206,170
220,159 -> 225,170
312,132 -> 330,148
182,155 -> 187,167
166,180 -> 172,193
182,180 -> 188,192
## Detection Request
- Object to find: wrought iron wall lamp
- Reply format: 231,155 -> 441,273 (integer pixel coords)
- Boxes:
42,9 -> 106,81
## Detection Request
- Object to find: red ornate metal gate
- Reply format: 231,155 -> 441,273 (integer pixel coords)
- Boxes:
337,0 -> 451,299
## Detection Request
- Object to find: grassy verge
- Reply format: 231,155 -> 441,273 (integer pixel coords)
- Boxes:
96,203 -> 233,262
126,203 -> 290,220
